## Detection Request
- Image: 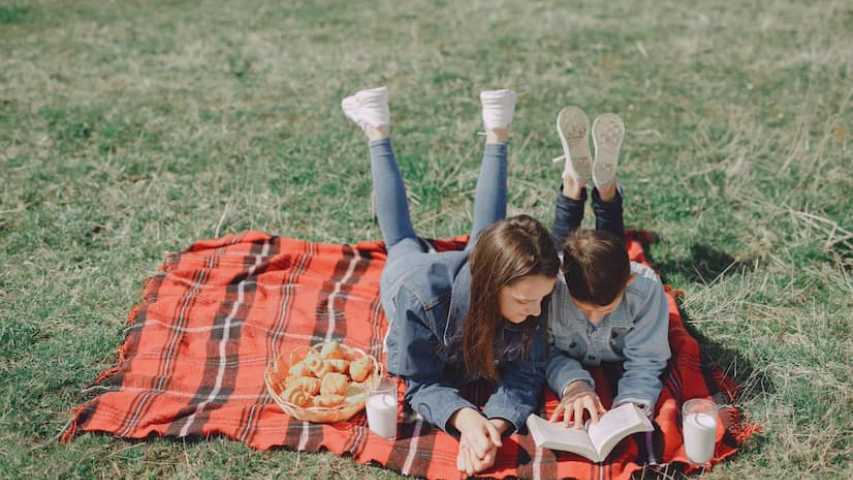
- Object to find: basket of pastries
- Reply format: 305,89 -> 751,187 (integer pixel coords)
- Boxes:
265,340 -> 382,423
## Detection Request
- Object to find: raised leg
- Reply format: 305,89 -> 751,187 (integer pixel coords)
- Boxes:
592,187 -> 625,238
468,143 -> 508,250
467,89 -> 515,250
343,86 -> 423,258
369,139 -> 423,257
551,179 -> 586,249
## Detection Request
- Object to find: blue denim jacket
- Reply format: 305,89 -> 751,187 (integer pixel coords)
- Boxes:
382,249 -> 547,434
546,261 -> 671,415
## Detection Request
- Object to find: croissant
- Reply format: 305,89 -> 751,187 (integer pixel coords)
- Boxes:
320,372 -> 349,396
286,376 -> 321,396
325,358 -> 349,374
302,351 -> 323,372
311,361 -> 335,378
349,355 -> 374,382
283,384 -> 312,407
313,394 -> 345,408
320,340 -> 346,360
288,361 -> 314,378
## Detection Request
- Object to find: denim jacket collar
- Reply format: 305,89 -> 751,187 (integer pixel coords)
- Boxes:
561,279 -> 633,330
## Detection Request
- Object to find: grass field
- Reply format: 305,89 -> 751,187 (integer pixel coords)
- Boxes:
1,0 -> 851,478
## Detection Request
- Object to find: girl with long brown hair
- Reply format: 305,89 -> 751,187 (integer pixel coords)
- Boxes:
342,86 -> 560,475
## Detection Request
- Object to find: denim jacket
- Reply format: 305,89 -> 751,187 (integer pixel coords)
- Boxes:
545,261 -> 671,415
382,249 -> 548,434
545,190 -> 670,415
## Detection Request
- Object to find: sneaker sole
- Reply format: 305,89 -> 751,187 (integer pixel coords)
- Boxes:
592,113 -> 625,189
556,106 -> 592,182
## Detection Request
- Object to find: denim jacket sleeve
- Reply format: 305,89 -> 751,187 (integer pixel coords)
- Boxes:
545,338 -> 595,397
481,325 -> 548,435
613,281 -> 671,414
386,286 -> 477,432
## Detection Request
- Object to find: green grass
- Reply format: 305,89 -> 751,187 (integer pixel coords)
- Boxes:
1,0 -> 851,478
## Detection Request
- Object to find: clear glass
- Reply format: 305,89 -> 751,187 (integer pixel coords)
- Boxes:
682,398 -> 719,465
366,377 -> 398,439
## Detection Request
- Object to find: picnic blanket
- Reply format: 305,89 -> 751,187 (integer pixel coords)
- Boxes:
62,230 -> 758,479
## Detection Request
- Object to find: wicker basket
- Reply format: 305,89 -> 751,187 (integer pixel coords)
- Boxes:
265,343 -> 382,423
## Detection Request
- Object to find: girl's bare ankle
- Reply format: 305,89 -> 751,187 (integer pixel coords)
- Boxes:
562,175 -> 585,200
366,126 -> 390,142
486,128 -> 509,144
599,184 -> 616,202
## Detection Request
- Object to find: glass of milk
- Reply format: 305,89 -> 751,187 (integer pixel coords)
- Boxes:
366,377 -> 398,439
682,398 -> 719,465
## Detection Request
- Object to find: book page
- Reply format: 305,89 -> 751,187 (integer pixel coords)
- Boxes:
526,414 -> 598,460
587,403 -> 653,460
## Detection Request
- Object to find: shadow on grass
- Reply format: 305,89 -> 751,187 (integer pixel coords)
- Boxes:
635,232 -> 775,401
656,243 -> 751,285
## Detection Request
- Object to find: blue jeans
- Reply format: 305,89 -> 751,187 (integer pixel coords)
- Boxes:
369,138 -> 508,265
551,186 -> 625,248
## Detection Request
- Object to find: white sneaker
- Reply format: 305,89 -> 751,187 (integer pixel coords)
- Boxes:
554,106 -> 592,183
480,89 -> 517,130
591,113 -> 625,189
341,86 -> 390,130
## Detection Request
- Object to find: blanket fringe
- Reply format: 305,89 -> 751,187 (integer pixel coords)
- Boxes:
59,402 -> 89,443
62,251 -> 180,443
731,420 -> 763,444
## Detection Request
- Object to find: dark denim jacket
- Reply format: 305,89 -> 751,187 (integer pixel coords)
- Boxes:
546,262 -> 671,416
382,249 -> 547,434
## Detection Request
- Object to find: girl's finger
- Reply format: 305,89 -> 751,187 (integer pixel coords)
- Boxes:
460,445 -> 470,474
588,399 -> 600,424
465,445 -> 478,475
562,401 -> 573,428
573,401 -> 585,429
549,402 -> 564,423
469,431 -> 489,459
485,421 -> 502,448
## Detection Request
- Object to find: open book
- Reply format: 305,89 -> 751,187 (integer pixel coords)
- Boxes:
526,403 -> 653,462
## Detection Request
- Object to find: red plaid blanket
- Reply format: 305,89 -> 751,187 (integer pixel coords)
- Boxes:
62,230 -> 757,479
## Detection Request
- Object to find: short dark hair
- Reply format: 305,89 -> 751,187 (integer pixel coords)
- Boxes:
561,229 -> 630,306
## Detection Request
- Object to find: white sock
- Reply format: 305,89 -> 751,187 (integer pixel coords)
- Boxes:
480,89 -> 516,131
341,86 -> 390,130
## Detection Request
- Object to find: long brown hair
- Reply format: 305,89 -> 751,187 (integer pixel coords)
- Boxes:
562,229 -> 630,305
463,214 -> 560,381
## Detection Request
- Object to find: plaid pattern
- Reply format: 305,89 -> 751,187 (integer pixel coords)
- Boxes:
62,230 -> 758,479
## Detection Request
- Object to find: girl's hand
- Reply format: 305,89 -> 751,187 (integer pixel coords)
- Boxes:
549,380 -> 606,429
451,408 -> 502,474
457,440 -> 497,475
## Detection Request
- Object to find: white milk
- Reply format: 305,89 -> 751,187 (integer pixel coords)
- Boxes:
366,392 -> 397,439
683,412 -> 717,464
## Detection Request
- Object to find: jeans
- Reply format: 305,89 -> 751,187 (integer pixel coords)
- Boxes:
551,185 -> 625,249
369,138 -> 508,263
